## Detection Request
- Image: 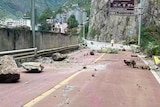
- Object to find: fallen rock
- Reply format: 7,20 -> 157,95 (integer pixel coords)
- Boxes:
91,74 -> 95,77
124,59 -> 150,70
83,66 -> 87,69
131,54 -> 138,57
129,39 -> 136,45
90,50 -> 95,55
122,48 -> 126,51
52,53 -> 67,61
124,59 -> 136,68
0,55 -> 20,83
21,62 -> 44,73
135,65 -> 150,70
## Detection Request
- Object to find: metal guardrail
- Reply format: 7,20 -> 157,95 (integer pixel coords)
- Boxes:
36,44 -> 79,57
0,48 -> 37,60
0,45 -> 79,60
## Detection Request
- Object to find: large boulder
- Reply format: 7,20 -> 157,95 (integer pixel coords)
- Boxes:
21,62 -> 44,73
52,53 -> 67,61
0,55 -> 20,83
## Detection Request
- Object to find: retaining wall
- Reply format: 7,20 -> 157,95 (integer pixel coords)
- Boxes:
0,28 -> 79,51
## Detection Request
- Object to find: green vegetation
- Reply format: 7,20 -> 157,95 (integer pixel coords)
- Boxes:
126,16 -> 130,26
38,9 -> 55,31
141,25 -> 160,56
84,22 -> 89,38
66,15 -> 79,36
67,28 -> 78,36
122,17 -> 130,36
122,27 -> 126,36
67,15 -> 78,28
90,28 -> 100,38
0,0 -> 68,18
38,23 -> 51,32
38,9 -> 55,23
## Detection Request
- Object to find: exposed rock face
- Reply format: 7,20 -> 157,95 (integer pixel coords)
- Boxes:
88,0 -> 159,42
142,0 -> 160,26
88,0 -> 137,42
0,55 -> 20,82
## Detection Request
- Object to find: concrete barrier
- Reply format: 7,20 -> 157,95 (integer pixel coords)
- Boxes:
0,28 -> 79,51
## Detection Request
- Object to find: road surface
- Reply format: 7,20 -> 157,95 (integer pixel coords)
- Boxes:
0,48 -> 160,107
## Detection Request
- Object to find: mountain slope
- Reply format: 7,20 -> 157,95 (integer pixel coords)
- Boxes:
88,0 -> 160,43
0,0 -> 68,18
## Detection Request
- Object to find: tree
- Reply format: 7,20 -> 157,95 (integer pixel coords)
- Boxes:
38,9 -> 55,23
38,9 -> 55,31
67,15 -> 78,28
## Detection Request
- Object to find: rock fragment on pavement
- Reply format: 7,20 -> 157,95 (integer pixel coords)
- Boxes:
124,59 -> 150,70
124,59 -> 136,68
90,50 -> 95,55
0,55 -> 20,83
21,62 -> 44,73
52,53 -> 67,61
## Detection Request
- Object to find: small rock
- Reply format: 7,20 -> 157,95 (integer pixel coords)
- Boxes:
124,59 -> 136,68
90,42 -> 94,45
90,50 -> 95,55
122,48 -> 126,51
83,66 -> 87,69
92,74 -> 95,77
136,84 -> 141,88
131,54 -> 138,57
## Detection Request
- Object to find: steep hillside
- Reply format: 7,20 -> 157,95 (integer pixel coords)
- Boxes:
88,0 -> 137,42
64,0 -> 91,9
87,0 -> 160,43
64,0 -> 91,16
0,0 -> 68,18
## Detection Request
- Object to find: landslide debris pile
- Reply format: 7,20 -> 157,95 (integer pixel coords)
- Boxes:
124,59 -> 150,70
0,55 -> 20,83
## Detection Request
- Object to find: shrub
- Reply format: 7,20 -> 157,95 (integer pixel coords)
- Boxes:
89,28 -> 100,38
67,15 -> 78,28
141,25 -> 160,56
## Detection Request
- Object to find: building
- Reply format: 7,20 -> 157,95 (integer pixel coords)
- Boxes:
2,18 -> 31,29
54,22 -> 68,33
56,4 -> 88,25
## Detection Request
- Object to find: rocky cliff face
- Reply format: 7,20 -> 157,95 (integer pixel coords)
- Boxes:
143,0 -> 160,26
88,0 -> 160,43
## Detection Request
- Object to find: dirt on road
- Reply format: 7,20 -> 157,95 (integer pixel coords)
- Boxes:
0,49 -> 160,107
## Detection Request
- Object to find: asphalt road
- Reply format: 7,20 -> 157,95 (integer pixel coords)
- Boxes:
0,49 -> 160,107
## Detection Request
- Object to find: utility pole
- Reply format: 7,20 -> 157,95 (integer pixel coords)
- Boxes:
82,10 -> 85,39
31,0 -> 35,47
138,0 -> 142,46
